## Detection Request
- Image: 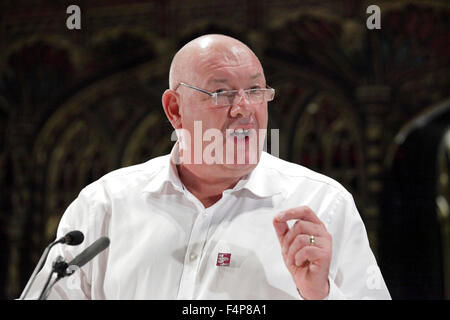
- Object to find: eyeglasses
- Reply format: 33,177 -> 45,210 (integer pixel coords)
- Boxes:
175,82 -> 275,107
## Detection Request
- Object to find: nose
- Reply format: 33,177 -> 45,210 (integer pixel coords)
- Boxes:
229,90 -> 254,118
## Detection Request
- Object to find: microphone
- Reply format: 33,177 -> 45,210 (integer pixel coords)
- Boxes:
67,236 -> 110,271
60,230 -> 84,246
38,236 -> 110,300
19,230 -> 84,300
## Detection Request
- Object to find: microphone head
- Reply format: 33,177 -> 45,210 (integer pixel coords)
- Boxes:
63,230 -> 84,245
68,236 -> 110,269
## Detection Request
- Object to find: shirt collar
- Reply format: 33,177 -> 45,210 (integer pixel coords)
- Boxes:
230,152 -> 286,198
143,144 -> 284,198
142,142 -> 185,194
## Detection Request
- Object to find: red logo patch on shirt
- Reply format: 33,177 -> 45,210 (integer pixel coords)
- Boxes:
216,253 -> 231,266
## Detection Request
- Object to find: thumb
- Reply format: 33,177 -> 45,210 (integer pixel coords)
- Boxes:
273,215 -> 289,243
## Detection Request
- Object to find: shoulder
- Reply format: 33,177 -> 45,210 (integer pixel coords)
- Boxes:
258,152 -> 359,228
79,154 -> 170,201
57,155 -> 172,240
259,152 -> 351,197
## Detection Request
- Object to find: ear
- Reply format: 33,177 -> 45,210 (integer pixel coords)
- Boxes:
162,89 -> 182,129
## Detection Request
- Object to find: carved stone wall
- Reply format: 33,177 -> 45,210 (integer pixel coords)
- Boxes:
1,0 -> 449,299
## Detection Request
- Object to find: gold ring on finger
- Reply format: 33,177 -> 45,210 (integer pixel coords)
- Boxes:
309,235 -> 315,246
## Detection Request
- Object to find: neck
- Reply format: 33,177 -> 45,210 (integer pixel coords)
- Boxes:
176,164 -> 243,208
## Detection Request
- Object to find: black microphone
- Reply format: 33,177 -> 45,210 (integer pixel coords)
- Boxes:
19,230 -> 84,300
67,236 -> 110,271
60,230 -> 84,246
38,236 -> 110,300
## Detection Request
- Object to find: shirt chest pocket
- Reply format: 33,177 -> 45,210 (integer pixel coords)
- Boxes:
197,242 -> 296,299
197,243 -> 260,298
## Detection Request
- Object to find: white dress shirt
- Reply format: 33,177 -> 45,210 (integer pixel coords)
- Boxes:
22,144 -> 391,300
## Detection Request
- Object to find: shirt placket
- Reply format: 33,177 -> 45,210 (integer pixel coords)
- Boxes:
176,189 -> 215,299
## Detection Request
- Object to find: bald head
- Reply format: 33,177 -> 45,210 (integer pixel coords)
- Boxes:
161,33 -> 270,180
169,34 -> 263,90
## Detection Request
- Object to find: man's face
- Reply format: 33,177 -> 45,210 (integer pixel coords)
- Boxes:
177,44 -> 268,179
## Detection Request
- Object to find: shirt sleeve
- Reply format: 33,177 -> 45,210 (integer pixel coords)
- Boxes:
19,182 -> 110,300
324,191 -> 391,300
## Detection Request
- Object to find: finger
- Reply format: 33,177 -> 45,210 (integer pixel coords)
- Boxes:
294,246 -> 323,268
285,234 -> 323,267
273,217 -> 289,243
283,220 -> 323,250
274,206 -> 324,227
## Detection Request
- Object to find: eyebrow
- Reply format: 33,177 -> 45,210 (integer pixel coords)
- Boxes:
206,78 -> 228,85
250,73 -> 263,80
206,73 -> 263,85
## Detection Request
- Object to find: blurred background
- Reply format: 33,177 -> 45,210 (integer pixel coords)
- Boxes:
0,0 -> 449,300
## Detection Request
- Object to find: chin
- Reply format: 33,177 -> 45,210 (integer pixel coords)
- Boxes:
222,161 -> 258,173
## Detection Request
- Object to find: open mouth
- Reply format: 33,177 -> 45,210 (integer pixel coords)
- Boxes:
229,128 -> 251,138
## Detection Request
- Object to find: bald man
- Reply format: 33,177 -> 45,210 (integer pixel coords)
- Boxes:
20,34 -> 391,300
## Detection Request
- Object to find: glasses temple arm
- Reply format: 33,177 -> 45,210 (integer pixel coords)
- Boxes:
178,82 -> 214,97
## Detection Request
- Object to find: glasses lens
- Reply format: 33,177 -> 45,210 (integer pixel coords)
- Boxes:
216,91 -> 238,106
215,89 -> 274,106
265,88 -> 275,102
248,89 -> 265,103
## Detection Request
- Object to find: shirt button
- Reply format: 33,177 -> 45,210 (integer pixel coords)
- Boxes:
189,253 -> 198,261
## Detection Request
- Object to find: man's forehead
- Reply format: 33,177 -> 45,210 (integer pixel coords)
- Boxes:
170,34 -> 264,88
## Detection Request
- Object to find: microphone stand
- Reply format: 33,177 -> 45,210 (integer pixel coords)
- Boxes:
20,241 -> 61,300
20,231 -> 84,300
37,236 -> 109,300
38,256 -> 70,300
